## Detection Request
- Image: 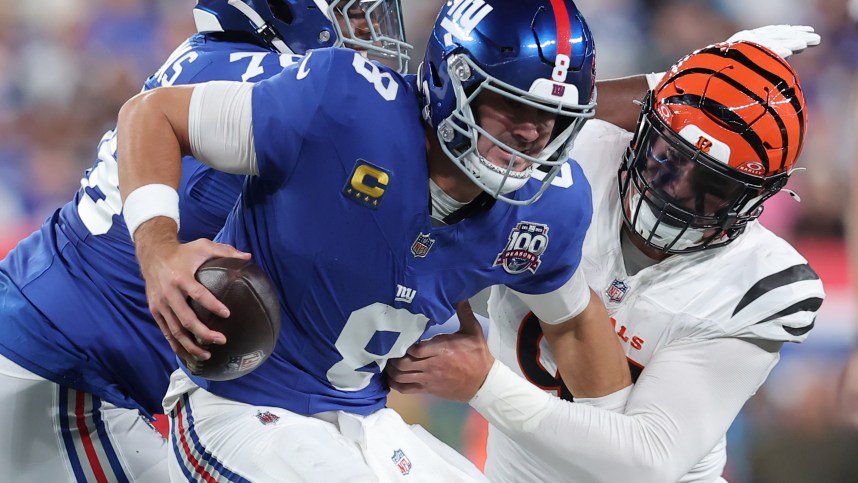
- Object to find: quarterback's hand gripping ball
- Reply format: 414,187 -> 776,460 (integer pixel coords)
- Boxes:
186,257 -> 281,381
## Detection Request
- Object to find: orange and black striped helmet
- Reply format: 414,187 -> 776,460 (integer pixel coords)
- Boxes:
653,40 -> 806,177
619,41 -> 808,253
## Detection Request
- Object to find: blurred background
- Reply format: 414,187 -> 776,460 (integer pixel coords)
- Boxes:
0,0 -> 855,481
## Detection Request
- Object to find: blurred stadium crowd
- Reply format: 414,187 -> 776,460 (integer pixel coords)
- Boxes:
0,0 -> 856,481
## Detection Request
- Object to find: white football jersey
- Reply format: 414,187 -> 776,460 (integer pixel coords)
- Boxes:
485,120 -> 824,482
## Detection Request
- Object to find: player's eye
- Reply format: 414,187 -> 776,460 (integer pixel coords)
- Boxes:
666,147 -> 684,164
652,150 -> 668,164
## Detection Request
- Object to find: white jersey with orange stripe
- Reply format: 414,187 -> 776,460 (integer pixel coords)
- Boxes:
482,120 -> 825,483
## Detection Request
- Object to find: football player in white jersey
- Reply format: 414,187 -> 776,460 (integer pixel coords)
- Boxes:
388,39 -> 825,483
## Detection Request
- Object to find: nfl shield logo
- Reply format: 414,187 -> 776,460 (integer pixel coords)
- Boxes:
391,449 -> 412,475
225,350 -> 264,373
606,279 -> 629,303
255,411 -> 280,426
410,232 -> 435,258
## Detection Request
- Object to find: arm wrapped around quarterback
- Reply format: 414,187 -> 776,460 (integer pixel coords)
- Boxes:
470,337 -> 780,483
510,268 -> 590,325
512,271 -> 632,398
593,76 -> 649,132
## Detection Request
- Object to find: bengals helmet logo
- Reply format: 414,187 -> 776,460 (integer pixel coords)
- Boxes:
695,136 -> 714,153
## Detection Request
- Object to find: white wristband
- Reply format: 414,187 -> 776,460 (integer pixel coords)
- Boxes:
123,184 -> 180,240
645,71 -> 666,90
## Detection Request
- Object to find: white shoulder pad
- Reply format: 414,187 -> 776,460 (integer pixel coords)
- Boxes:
715,224 -> 824,343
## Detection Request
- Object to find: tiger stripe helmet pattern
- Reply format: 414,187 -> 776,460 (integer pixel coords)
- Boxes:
653,40 -> 806,177
619,40 -> 809,253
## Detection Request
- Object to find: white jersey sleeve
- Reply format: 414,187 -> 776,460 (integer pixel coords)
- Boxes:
666,222 -> 824,344
472,336 -> 781,483
570,119 -> 634,206
188,81 -> 258,175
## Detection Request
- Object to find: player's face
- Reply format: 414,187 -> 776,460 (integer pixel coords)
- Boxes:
641,137 -> 742,216
620,133 -> 748,254
473,90 -> 556,173
334,3 -> 377,48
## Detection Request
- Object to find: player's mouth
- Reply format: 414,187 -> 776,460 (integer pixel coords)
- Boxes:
488,146 -> 533,173
481,153 -> 532,179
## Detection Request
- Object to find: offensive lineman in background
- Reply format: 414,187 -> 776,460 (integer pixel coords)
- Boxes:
388,38 -> 824,482
0,1 -> 410,481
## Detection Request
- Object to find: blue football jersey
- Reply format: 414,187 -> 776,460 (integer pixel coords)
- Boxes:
188,48 -> 594,415
0,34 -> 299,417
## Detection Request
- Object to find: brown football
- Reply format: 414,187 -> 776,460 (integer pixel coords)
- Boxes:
186,257 -> 280,381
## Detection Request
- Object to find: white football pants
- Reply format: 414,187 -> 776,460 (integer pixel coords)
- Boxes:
164,370 -> 488,482
0,354 -> 168,482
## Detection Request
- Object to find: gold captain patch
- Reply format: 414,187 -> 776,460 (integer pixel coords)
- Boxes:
343,160 -> 390,209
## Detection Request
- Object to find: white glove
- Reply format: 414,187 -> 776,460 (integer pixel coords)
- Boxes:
726,24 -> 821,59
645,25 -> 821,89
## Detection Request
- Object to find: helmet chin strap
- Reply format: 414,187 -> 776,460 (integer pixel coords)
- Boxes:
463,152 -> 532,197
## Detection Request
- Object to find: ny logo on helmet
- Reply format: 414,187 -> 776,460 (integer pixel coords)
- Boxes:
441,0 -> 493,41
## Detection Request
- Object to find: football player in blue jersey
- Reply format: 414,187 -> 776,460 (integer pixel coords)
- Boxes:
115,1 -> 638,480
115,1 -> 826,478
0,1 -> 410,481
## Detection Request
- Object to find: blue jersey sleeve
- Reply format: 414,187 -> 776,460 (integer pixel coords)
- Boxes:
139,35 -> 304,241
249,48 -> 411,185
504,160 -> 594,295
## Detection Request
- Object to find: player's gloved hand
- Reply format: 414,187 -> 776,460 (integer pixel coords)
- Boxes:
135,217 -> 251,362
386,301 -> 494,402
646,25 -> 821,90
726,25 -> 821,59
